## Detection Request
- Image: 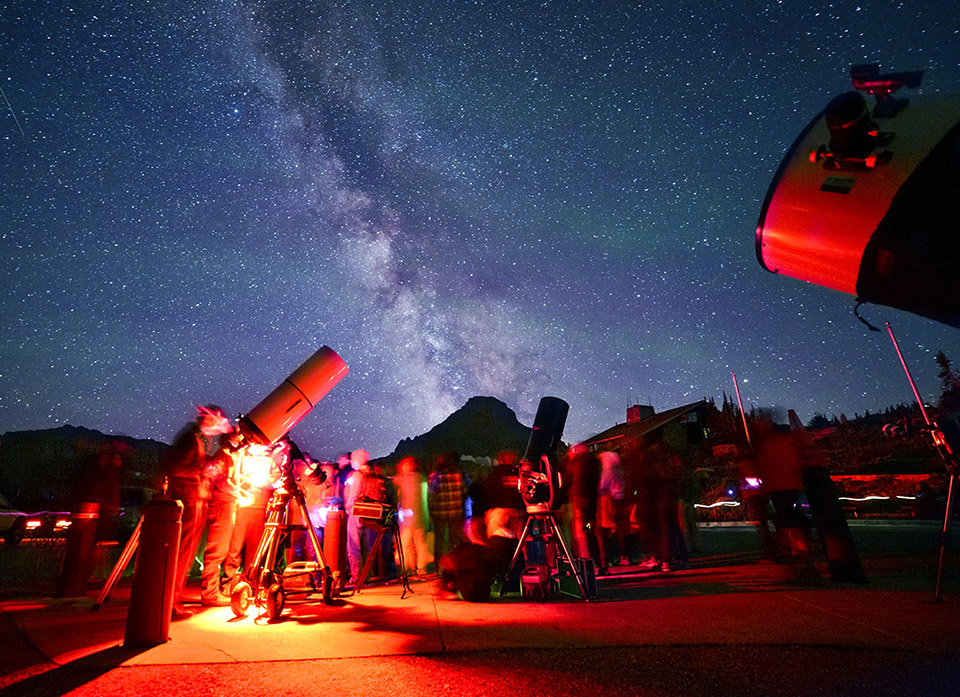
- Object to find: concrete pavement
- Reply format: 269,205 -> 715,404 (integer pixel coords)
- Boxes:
2,521 -> 959,695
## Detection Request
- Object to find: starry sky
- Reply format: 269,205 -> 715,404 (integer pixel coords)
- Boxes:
2,1 -> 959,459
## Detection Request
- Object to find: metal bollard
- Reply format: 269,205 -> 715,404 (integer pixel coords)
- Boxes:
123,498 -> 182,647
323,510 -> 347,581
56,502 -> 100,598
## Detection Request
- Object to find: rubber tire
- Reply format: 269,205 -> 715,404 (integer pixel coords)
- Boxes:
4,518 -> 25,545
321,570 -> 334,604
231,580 -> 252,617
266,583 -> 284,622
329,570 -> 341,600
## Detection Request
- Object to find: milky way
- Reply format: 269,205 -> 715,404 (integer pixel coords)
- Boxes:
2,1 -> 959,458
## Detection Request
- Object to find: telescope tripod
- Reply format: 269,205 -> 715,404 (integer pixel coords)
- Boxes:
934,446 -> 958,603
352,508 -> 412,599
499,510 -> 589,600
93,514 -> 143,610
230,475 -> 335,621
887,322 -> 958,602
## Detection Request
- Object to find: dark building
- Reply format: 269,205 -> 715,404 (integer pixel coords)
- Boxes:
581,401 -> 710,454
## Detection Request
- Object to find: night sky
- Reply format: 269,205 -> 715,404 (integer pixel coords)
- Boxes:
2,1 -> 959,459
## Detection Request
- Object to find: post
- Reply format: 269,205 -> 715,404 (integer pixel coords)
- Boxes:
731,371 -> 752,447
123,498 -> 182,647
56,502 -> 100,598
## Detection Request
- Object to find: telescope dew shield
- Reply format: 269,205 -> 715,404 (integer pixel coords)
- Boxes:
522,396 -> 570,465
241,346 -> 349,445
756,89 -> 960,328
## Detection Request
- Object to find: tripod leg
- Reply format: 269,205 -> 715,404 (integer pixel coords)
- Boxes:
935,468 -> 958,603
291,492 -> 328,568
252,503 -> 286,598
393,524 -> 411,598
499,515 -> 535,597
548,516 -> 589,600
92,515 -> 142,610
289,493 -> 333,602
230,505 -> 281,616
354,526 -> 387,595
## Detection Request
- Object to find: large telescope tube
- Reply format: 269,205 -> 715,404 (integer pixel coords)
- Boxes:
239,346 -> 349,445
519,396 -> 569,513
522,396 -> 570,465
756,65 -> 960,328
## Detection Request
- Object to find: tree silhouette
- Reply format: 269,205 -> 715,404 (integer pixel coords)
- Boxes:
935,351 -> 960,412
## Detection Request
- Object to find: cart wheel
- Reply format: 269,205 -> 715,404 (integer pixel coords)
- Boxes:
231,580 -> 252,617
329,570 -> 341,600
266,583 -> 284,622
321,570 -> 334,604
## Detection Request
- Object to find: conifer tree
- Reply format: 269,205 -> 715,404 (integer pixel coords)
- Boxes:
935,351 -> 960,412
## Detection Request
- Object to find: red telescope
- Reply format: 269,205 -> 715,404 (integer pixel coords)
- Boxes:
238,346 -> 349,445
756,65 -> 960,328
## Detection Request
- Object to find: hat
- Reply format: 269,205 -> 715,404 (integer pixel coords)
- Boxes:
196,404 -> 232,434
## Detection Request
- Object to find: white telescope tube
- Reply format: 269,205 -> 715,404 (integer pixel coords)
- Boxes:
240,346 -> 349,445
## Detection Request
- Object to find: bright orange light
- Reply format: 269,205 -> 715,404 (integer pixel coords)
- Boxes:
234,443 -> 282,507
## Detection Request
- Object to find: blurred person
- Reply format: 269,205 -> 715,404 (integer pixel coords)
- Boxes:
752,420 -> 820,583
465,466 -> 488,545
315,460 -> 342,542
200,431 -> 240,606
618,438 -> 646,563
480,451 -> 526,579
597,450 -> 628,573
679,465 -> 705,555
393,457 -> 430,578
74,438 -> 127,542
663,451 -> 690,570
357,459 -> 395,579
162,404 -> 233,620
343,448 -> 372,585
737,444 -> 780,562
636,435 -> 688,572
224,441 -> 281,591
483,450 -> 525,542
428,451 -> 467,574
563,444 -> 601,564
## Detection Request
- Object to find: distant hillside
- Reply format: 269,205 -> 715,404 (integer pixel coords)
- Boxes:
380,396 -> 531,466
0,425 -> 167,510
1,398 -> 533,506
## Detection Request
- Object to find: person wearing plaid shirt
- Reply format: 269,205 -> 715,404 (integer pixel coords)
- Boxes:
428,452 -> 466,573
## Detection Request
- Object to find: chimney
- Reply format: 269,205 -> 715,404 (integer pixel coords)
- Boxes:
627,404 -> 655,423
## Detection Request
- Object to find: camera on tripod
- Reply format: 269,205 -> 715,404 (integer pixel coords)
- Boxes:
518,457 -> 562,514
498,397 -> 593,600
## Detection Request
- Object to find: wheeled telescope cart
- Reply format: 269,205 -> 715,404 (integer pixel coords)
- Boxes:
230,463 -> 337,621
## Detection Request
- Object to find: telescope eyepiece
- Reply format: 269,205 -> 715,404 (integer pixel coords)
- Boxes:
825,91 -> 875,158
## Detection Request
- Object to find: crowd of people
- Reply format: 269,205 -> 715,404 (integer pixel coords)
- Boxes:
159,404 -> 713,619
559,433 -> 694,576
161,405 -> 485,620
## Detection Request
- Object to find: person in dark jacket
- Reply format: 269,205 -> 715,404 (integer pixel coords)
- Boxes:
563,444 -> 601,563
163,404 -> 233,620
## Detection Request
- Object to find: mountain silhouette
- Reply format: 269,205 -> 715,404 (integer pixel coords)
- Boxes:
382,396 -> 531,465
0,425 -> 166,510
